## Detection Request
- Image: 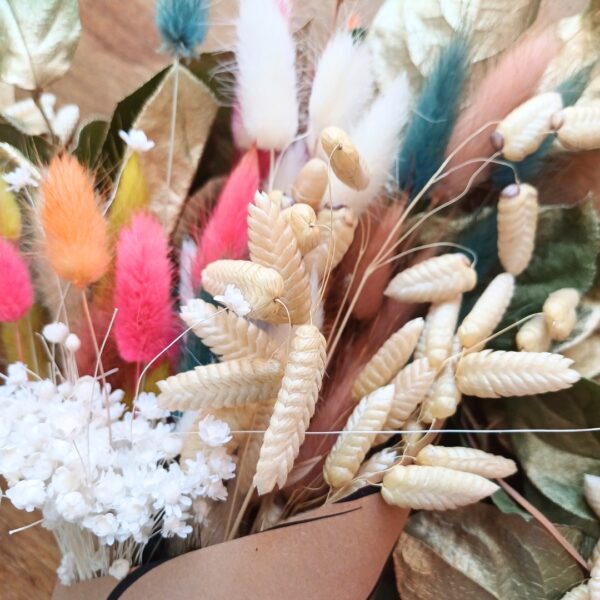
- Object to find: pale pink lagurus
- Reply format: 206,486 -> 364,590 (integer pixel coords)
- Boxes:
0,238 -> 33,322
114,212 -> 176,363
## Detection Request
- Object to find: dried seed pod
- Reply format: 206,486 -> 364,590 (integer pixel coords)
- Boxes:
376,358 -> 437,444
413,318 -> 429,360
415,445 -> 517,479
283,203 -> 320,255
458,273 -> 515,349
381,465 -> 499,510
553,105 -> 600,151
384,254 -> 477,304
305,205 -> 358,278
291,158 -> 328,210
254,325 -> 326,495
157,358 -> 283,411
492,92 -> 563,161
402,417 -> 425,452
202,259 -> 284,321
351,317 -> 424,400
543,288 -> 580,341
425,296 -> 461,368
516,314 -> 551,352
584,474 -> 600,520
320,126 -> 370,191
557,584 -> 589,600
323,385 -> 394,488
180,298 -> 279,361
456,350 -> 580,398
497,183 -> 538,276
248,192 -> 312,324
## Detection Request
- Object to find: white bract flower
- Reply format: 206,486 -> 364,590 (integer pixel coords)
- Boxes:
214,284 -> 252,317
42,322 -> 70,344
198,415 -> 232,447
6,362 -> 27,385
5,479 -> 46,511
2,165 -> 38,192
57,553 -> 77,586
118,128 -> 155,152
136,392 -> 169,420
108,558 -> 130,580
64,333 -> 81,353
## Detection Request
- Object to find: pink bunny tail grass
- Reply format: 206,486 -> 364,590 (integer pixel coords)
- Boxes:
114,213 -> 176,364
192,147 -> 259,287
438,26 -> 561,200
0,239 -> 33,323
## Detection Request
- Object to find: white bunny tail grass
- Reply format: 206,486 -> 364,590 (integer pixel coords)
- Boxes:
236,0 -> 298,150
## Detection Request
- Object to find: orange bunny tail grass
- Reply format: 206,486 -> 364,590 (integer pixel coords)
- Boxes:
438,26 -> 561,200
40,154 -> 110,289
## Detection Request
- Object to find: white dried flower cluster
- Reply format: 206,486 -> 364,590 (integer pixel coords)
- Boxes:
0,365 -> 235,584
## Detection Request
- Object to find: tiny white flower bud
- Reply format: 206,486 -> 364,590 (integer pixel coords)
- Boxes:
64,333 -> 81,353
42,322 -> 70,344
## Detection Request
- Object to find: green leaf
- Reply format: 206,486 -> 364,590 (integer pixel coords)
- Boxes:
0,0 -> 81,90
72,119 -> 108,169
0,118 -> 50,164
394,504 -> 586,600
491,489 -> 532,520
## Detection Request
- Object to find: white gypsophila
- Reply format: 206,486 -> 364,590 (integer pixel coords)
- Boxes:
42,322 -> 70,344
64,333 -> 81,353
2,165 -> 39,192
108,558 -> 130,580
118,128 -> 155,153
213,284 -> 252,317
0,365 -> 236,583
57,553 -> 77,586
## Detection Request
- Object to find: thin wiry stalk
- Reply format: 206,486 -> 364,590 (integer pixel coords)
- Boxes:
166,58 -> 180,192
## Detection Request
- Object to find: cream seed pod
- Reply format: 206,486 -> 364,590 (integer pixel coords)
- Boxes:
553,105 -> 600,151
497,183 -> 538,276
402,417 -> 425,453
424,296 -> 461,368
415,445 -> 517,479
254,325 -> 326,495
291,158 -> 328,210
248,192 -> 312,324
558,584 -> 590,600
384,253 -> 477,304
381,465 -> 499,510
584,474 -> 600,520
351,317 -> 424,401
376,358 -> 437,444
543,288 -> 580,341
590,565 -> 600,600
282,203 -> 321,255
305,205 -> 358,278
320,126 -> 370,191
492,92 -> 563,161
157,358 -> 283,411
516,314 -> 551,352
323,385 -> 394,488
180,298 -> 279,361
202,260 -> 284,321
456,350 -> 580,398
458,273 -> 515,350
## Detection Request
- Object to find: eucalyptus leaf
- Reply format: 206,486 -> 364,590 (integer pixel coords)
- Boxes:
0,0 -> 81,90
72,120 -> 108,169
394,504 -> 586,600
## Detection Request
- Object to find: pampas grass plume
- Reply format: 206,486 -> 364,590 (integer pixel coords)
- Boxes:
0,239 -> 33,322
41,154 -> 110,289
192,147 -> 259,286
155,0 -> 209,58
114,212 -> 175,363
236,0 -> 298,150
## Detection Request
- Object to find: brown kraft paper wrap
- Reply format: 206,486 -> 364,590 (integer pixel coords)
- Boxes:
52,493 -> 408,600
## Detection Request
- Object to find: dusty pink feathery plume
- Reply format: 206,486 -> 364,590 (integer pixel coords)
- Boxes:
0,239 -> 33,322
114,213 -> 176,363
191,147 -> 259,287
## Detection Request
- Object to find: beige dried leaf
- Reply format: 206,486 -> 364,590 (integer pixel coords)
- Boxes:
133,64 -> 218,234
456,350 -> 580,398
157,358 -> 283,411
516,314 -> 551,352
254,325 -> 326,495
493,92 -> 563,162
248,192 -> 312,324
352,317 -> 424,400
415,445 -> 517,479
180,298 -> 279,361
283,203 -> 321,255
458,273 -> 515,350
554,105 -> 600,151
381,464 -> 499,510
201,259 -> 285,321
497,183 -> 539,276
320,126 -> 370,191
543,287 -> 580,341
323,384 -> 394,488
384,253 -> 477,304
425,296 -> 461,368
291,158 -> 328,210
